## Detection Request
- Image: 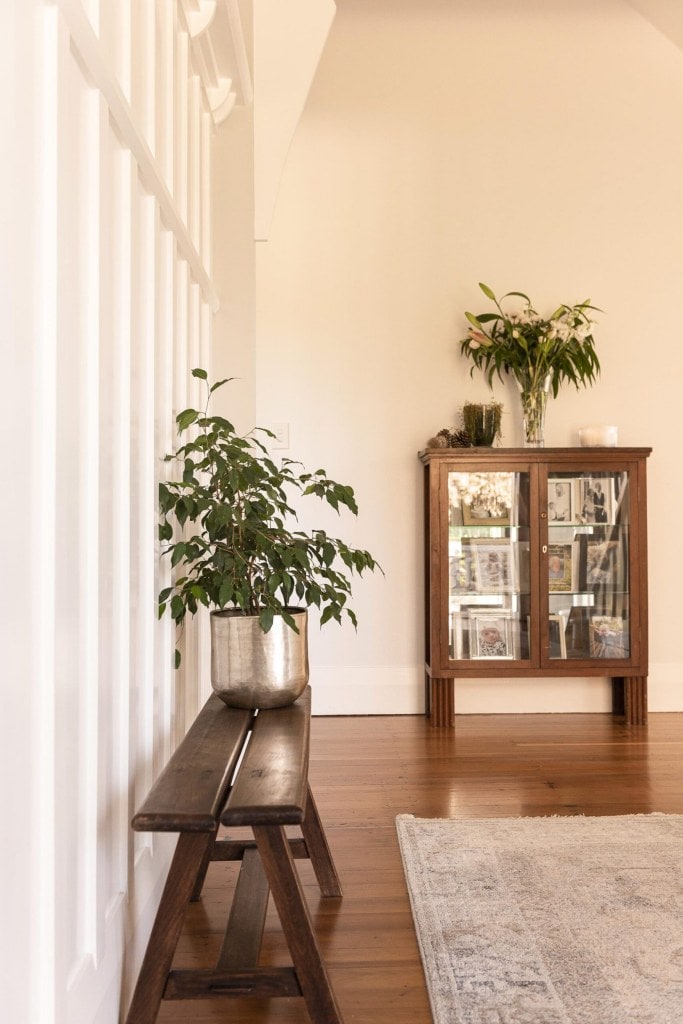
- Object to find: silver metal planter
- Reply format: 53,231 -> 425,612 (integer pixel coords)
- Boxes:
210,608 -> 309,709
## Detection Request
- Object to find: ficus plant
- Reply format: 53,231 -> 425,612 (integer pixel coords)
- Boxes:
158,369 -> 381,666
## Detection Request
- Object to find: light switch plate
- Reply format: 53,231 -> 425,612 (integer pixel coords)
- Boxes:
269,422 -> 289,449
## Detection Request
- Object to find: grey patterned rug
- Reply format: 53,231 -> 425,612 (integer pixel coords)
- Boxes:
396,813 -> 683,1024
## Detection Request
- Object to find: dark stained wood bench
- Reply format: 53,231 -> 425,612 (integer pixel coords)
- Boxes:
125,686 -> 344,1024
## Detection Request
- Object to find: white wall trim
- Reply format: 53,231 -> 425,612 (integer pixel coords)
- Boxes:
7,3 -> 231,1021
309,665 -> 683,716
58,0 -> 219,311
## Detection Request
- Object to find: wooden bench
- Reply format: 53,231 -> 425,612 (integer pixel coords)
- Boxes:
125,686 -> 344,1024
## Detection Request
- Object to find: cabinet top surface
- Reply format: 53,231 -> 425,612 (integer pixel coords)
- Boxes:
419,446 -> 652,464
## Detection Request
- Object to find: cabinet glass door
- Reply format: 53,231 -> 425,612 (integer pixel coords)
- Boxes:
448,470 -> 531,661
546,470 -> 630,661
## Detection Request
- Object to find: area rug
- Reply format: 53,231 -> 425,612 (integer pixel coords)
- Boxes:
396,813 -> 683,1024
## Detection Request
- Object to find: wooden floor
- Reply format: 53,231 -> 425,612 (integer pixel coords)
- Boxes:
157,712 -> 683,1024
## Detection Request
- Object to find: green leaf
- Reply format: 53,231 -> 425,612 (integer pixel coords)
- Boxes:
281,573 -> 294,603
170,543 -> 186,567
281,609 -> 300,633
175,499 -> 188,528
192,367 -> 208,380
260,607 -> 274,633
294,546 -> 310,568
176,409 -> 198,432
159,482 -> 173,512
174,649 -> 181,669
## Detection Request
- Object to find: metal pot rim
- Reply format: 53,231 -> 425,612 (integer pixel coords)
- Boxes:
210,607 -> 307,619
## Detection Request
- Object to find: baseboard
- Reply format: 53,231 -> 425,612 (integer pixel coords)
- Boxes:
309,662 -> 683,715
309,664 -> 424,715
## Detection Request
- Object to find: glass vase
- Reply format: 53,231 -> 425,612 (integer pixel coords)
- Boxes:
518,373 -> 553,447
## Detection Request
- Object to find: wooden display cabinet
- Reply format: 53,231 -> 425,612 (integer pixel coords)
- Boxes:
420,447 -> 651,727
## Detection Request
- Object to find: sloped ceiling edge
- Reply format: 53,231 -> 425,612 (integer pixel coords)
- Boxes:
624,0 -> 683,52
253,0 -> 336,241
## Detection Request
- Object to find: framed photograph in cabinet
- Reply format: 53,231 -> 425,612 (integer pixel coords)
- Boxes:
466,538 -> 517,593
574,477 -> 615,525
585,537 -> 621,589
470,610 -> 517,659
589,615 -> 629,658
564,606 -> 590,657
548,612 -> 568,659
449,543 -> 477,594
462,502 -> 510,527
547,479 -> 574,523
575,533 -> 623,591
548,542 -> 574,593
451,471 -> 515,526
450,611 -> 468,659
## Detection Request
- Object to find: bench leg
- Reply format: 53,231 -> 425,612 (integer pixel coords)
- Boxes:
125,832 -> 214,1024
190,824 -> 219,901
253,824 -> 344,1024
302,784 -> 342,897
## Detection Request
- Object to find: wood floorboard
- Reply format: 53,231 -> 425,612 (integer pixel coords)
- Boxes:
155,711 -> 683,1024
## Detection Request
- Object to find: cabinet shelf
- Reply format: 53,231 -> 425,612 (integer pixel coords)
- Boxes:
420,447 -> 651,727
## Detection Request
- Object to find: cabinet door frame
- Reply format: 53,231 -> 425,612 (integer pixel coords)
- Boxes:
539,457 -> 647,673
435,455 -> 539,674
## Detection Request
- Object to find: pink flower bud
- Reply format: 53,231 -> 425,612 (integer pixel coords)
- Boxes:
468,328 -> 489,349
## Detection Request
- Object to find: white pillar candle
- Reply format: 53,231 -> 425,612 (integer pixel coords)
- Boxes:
578,426 -> 618,446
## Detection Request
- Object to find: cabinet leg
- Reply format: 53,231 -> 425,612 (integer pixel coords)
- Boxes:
613,676 -> 648,725
428,678 -> 455,727
623,676 -> 648,725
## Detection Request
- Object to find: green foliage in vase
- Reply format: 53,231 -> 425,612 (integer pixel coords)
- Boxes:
158,369 -> 382,665
460,283 -> 601,397
461,401 -> 503,446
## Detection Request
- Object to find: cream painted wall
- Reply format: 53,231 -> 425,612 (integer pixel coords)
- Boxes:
212,105 -> 258,431
254,0 -> 683,714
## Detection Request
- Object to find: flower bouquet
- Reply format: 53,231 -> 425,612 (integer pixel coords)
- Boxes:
460,283 -> 601,445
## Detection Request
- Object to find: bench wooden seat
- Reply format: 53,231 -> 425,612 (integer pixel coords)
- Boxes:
125,686 -> 344,1024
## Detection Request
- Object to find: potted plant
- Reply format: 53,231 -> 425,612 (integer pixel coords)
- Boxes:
461,400 -> 503,447
158,369 -> 381,709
